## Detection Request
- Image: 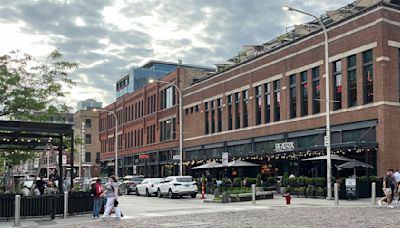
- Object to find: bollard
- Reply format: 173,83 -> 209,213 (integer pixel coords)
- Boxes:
371,182 -> 376,205
252,184 -> 256,205
14,195 -> 21,227
334,183 -> 339,206
64,191 -> 69,219
201,178 -> 205,199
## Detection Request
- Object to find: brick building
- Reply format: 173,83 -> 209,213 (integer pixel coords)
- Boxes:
182,0 -> 400,177
99,66 -> 214,177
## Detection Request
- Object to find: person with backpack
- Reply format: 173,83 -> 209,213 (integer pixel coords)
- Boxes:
92,179 -> 103,218
101,175 -> 122,220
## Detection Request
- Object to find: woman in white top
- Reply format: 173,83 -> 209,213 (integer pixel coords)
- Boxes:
101,175 -> 121,220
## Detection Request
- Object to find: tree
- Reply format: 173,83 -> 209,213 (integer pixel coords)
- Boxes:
0,50 -> 77,120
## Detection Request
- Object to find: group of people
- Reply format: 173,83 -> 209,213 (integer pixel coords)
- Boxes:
379,168 -> 400,208
92,175 -> 123,220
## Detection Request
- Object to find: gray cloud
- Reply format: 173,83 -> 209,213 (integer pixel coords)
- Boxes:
0,0 -> 350,108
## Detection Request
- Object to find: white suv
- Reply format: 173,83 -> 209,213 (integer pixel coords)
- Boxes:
157,176 -> 198,198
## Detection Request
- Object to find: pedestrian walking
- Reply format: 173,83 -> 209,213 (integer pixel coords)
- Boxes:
378,169 -> 394,208
92,179 -> 103,219
393,169 -> 400,204
206,171 -> 213,194
36,176 -> 46,195
101,175 -> 122,220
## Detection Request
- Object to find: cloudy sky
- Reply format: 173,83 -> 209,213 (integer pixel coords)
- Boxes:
0,0 -> 350,110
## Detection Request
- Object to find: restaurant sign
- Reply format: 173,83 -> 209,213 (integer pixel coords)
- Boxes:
274,141 -> 295,152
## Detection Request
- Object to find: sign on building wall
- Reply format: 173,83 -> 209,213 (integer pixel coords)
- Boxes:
274,142 -> 295,152
222,152 -> 228,167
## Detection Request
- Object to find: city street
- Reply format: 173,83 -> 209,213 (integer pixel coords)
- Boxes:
3,194 -> 400,227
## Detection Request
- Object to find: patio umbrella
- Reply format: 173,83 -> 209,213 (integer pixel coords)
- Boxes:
302,154 -> 353,162
336,159 -> 374,177
191,161 -> 222,169
226,160 -> 260,167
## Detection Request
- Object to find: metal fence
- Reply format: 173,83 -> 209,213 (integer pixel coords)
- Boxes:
0,192 -> 93,221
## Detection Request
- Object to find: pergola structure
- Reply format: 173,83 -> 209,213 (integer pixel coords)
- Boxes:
0,120 -> 74,192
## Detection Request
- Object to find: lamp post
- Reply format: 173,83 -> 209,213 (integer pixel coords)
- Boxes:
96,109 -> 118,178
283,6 -> 332,199
149,79 -> 183,176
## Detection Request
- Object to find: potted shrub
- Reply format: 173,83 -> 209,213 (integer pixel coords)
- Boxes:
245,178 -> 257,187
256,174 -> 262,187
298,187 -> 306,196
289,177 -> 297,187
297,177 -> 306,187
314,177 -> 326,187
233,177 -> 242,187
305,177 -> 314,186
306,186 -> 315,198
315,187 -> 326,198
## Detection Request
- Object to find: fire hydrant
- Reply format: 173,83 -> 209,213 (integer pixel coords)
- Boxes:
284,193 -> 291,205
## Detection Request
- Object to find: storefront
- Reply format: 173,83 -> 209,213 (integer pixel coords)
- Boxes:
184,120 -> 377,178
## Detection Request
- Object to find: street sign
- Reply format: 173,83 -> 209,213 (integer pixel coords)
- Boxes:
222,152 -> 228,167
173,155 -> 181,160
133,165 -> 137,174
139,154 -> 149,159
324,136 -> 329,147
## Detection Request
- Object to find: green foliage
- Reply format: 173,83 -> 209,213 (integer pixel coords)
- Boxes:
305,177 -> 314,186
267,176 -> 277,185
356,176 -> 368,182
0,50 -> 77,119
288,177 -> 297,187
314,177 -> 326,186
297,177 -> 306,186
369,176 -> 377,182
0,150 -> 38,165
298,187 -> 306,195
306,186 -> 315,197
245,178 -> 257,186
315,187 -> 327,197
256,174 -> 262,187
281,177 -> 289,187
233,177 -> 242,183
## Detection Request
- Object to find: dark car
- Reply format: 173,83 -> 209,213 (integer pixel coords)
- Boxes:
123,175 -> 144,195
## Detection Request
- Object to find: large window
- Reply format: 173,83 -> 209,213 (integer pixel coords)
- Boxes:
160,118 -> 176,141
264,83 -> 271,123
204,102 -> 209,134
85,119 -> 91,128
333,60 -> 342,110
228,95 -> 233,130
348,55 -> 357,107
161,86 -> 176,109
255,86 -> 262,125
242,90 -> 248,128
273,80 -> 280,121
300,71 -> 308,116
85,152 -> 91,163
235,92 -> 240,129
217,98 -> 222,132
85,134 -> 91,144
289,74 -> 296,119
363,49 -> 373,104
312,67 -> 320,114
211,100 -> 215,133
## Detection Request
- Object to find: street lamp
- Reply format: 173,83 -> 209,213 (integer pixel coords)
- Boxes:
96,109 -> 119,178
283,5 -> 332,199
149,79 -> 183,176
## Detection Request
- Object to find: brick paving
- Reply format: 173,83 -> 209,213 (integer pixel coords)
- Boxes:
62,206 -> 400,228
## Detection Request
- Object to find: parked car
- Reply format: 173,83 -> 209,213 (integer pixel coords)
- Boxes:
136,178 -> 163,196
157,176 -> 198,199
123,175 -> 144,195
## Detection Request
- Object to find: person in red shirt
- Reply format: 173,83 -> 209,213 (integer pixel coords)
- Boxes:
92,179 -> 103,218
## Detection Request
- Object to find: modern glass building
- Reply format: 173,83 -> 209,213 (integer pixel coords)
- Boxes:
116,60 -> 214,99
77,99 -> 103,111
